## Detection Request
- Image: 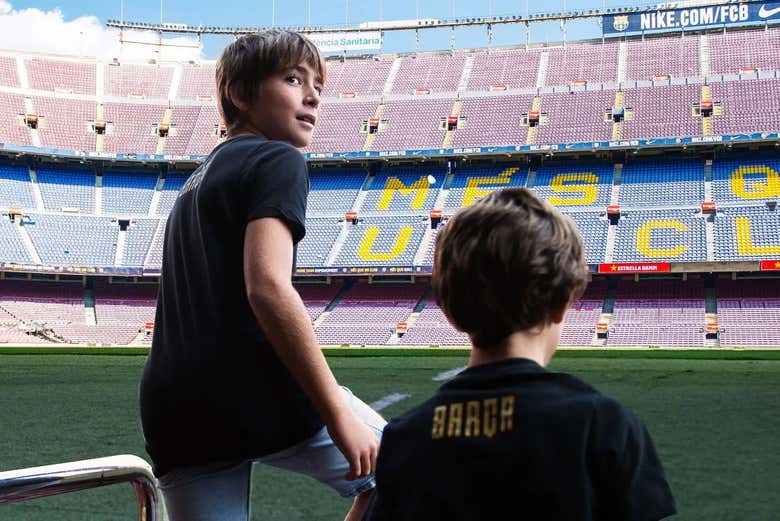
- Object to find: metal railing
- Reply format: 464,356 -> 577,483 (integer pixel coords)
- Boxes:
0,454 -> 164,521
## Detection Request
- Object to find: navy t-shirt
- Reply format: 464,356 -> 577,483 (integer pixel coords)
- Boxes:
364,358 -> 676,521
140,135 -> 324,477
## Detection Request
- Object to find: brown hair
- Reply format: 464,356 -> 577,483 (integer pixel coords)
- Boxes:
215,30 -> 326,131
433,187 -> 589,349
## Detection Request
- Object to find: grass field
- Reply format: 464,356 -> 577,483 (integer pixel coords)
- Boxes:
1,351 -> 779,520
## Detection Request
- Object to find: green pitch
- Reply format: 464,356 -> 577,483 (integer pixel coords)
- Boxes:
1,352 -> 779,520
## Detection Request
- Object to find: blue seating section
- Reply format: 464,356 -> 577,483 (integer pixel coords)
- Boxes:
0,217 -> 32,263
361,169 -> 443,213
144,219 -> 166,269
712,158 -> 780,205
564,211 -> 609,264
619,160 -> 704,207
334,216 -> 428,266
37,167 -> 94,212
533,161 -> 613,209
2,158 -> 780,269
155,173 -> 190,216
25,213 -> 118,266
445,165 -> 527,211
0,164 -> 35,209
297,218 -> 342,266
715,206 -> 780,261
307,170 -> 367,216
122,219 -> 159,267
102,171 -> 158,215
613,209 -> 707,262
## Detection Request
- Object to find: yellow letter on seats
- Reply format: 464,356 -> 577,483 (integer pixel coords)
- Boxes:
461,167 -> 520,207
357,226 -> 413,261
378,177 -> 430,210
548,173 -> 599,206
736,217 -> 780,255
730,166 -> 780,200
636,220 -> 689,258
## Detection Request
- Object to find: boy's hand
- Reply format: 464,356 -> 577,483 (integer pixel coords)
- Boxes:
327,409 -> 380,480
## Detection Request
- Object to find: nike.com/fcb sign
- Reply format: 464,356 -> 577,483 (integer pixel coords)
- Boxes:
603,1 -> 780,35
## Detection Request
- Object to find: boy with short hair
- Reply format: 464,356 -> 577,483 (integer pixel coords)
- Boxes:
364,188 -> 676,520
140,30 -> 384,521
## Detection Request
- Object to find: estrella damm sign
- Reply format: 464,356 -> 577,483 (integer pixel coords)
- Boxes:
599,262 -> 671,274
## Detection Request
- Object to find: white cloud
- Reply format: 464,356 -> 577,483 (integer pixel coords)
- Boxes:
0,1 -> 203,62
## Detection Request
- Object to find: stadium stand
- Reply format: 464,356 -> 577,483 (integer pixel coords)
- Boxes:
544,42 -> 618,86
25,213 -> 118,266
314,281 -> 426,345
619,159 -> 705,207
178,63 -> 217,100
445,164 -> 528,211
0,217 -> 32,263
709,78 -> 780,135
608,277 -> 705,347
104,63 -> 174,99
390,54 -> 466,94
155,172 -> 190,216
559,278 -> 608,346
714,206 -> 780,261
307,169 -> 367,216
33,97 -> 98,152
122,219 -> 160,267
184,104 -> 223,155
307,100 -> 378,153
0,93 -> 33,146
0,163 -> 35,209
370,98 -> 456,151
532,160 -> 613,208
0,56 -> 19,87
296,218 -> 343,266
163,105 -> 202,155
321,58 -> 394,97
466,50 -> 539,91
711,157 -> 780,205
397,301 -> 471,346
103,102 -> 167,154
565,212 -> 609,264
25,58 -> 96,95
613,209 -> 707,263
37,166 -> 95,213
708,28 -> 780,74
620,83 -> 702,140
295,282 -> 343,321
625,35 -> 700,81
361,169 -> 441,213
536,90 -> 614,144
1,26 -> 780,347
101,170 -> 158,215
451,94 -> 534,148
716,277 -> 780,347
333,216 -> 429,267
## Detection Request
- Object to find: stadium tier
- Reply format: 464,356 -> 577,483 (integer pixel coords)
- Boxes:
5,274 -> 776,347
1,27 -> 780,155
0,26 -> 779,347
1,156 -> 779,270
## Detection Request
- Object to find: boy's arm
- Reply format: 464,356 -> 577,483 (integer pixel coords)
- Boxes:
243,216 -> 379,479
590,399 -> 676,520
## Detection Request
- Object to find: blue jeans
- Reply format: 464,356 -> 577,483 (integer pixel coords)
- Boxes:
158,387 -> 386,521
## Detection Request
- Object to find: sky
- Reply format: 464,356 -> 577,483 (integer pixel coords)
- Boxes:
0,0 -> 659,61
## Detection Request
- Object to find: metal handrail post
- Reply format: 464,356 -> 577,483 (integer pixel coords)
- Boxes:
0,454 -> 164,521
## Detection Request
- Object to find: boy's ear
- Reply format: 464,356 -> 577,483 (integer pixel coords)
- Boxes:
549,293 -> 576,324
227,81 -> 249,113
548,305 -> 567,325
